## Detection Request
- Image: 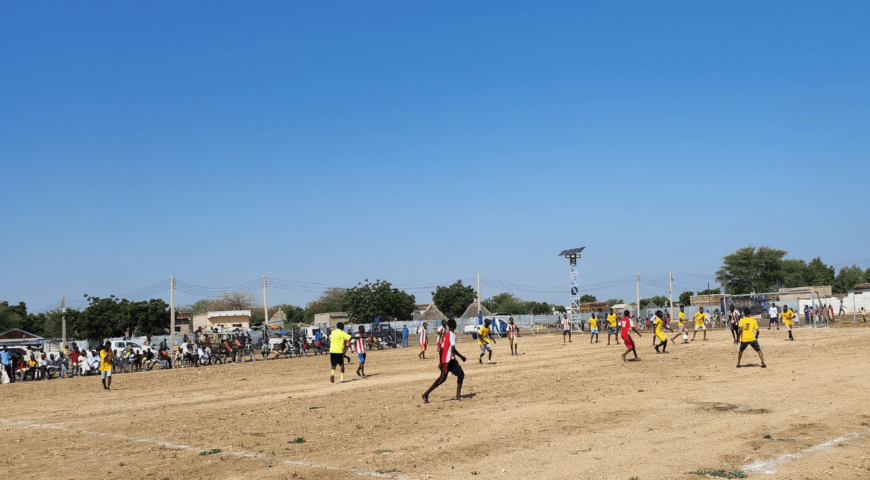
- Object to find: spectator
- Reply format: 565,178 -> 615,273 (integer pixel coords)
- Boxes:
1,346 -> 13,384
402,325 -> 409,348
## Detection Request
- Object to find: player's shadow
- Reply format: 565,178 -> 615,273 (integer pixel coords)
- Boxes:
454,393 -> 477,401
740,363 -> 763,368
363,373 -> 382,377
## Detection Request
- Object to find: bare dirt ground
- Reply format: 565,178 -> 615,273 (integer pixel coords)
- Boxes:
3,323 -> 870,480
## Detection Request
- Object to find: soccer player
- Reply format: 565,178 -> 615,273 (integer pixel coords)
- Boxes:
478,319 -> 496,364
418,322 -> 428,360
422,319 -> 467,403
606,308 -> 620,345
653,310 -> 672,354
99,341 -> 114,391
737,308 -> 766,368
768,303 -> 780,330
354,325 -> 369,378
506,317 -> 518,355
329,322 -> 352,383
691,307 -> 708,341
588,313 -> 599,344
561,313 -> 572,343
861,307 -> 867,323
781,305 -> 795,341
727,305 -> 741,344
620,310 -> 642,362
671,305 -> 688,344
436,320 -> 447,354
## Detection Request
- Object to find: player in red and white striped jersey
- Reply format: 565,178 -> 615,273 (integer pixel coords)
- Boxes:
422,319 -> 467,403
353,325 -> 369,378
418,322 -> 428,360
436,320 -> 447,354
507,317 -> 519,355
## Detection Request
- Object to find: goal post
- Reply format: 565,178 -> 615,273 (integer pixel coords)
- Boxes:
722,290 -> 826,328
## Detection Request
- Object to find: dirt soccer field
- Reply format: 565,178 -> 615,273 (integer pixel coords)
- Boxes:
2,322 -> 870,480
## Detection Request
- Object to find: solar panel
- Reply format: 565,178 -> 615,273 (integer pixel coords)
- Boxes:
557,247 -> 586,256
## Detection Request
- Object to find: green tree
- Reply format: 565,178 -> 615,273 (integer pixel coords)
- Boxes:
804,257 -> 835,287
432,280 -> 477,319
678,291 -> 693,306
178,299 -> 213,314
341,279 -> 415,323
834,265 -> 866,294
482,292 -> 524,313
303,287 -> 346,324
605,298 -> 624,307
278,304 -> 306,327
640,295 -> 670,309
0,301 -> 23,332
697,287 -> 721,296
716,246 -> 788,294
579,294 -> 598,303
780,259 -> 809,288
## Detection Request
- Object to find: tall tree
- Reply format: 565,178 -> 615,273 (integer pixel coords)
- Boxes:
0,301 -> 23,332
640,295 -> 670,309
678,291 -> 693,306
834,265 -> 866,294
716,246 -> 788,294
804,257 -> 836,287
780,259 -> 809,288
432,281 -> 477,319
304,287 -> 347,323
579,294 -> 598,303
341,279 -> 415,323
210,291 -> 260,311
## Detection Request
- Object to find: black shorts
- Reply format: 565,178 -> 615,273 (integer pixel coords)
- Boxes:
330,352 -> 344,367
739,340 -> 761,353
731,324 -> 739,332
433,359 -> 464,387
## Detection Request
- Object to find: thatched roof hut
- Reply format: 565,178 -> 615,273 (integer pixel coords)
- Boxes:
460,302 -> 492,319
418,303 -> 448,321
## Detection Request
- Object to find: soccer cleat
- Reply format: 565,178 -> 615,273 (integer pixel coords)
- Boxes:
356,371 -> 361,377
330,374 -> 335,383
487,360 -> 492,364
422,393 -> 429,404
736,364 -> 741,368
761,363 -> 767,368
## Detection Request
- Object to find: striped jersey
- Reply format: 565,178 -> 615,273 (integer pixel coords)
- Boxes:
440,331 -> 456,363
419,328 -> 427,345
561,317 -> 570,330
353,336 -> 366,354
436,326 -> 444,346
507,323 -> 517,339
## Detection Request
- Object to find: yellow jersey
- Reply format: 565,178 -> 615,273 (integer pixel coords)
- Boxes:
653,317 -> 666,339
478,326 -> 491,345
589,317 -> 598,329
99,350 -> 113,372
329,329 -> 351,353
607,314 -> 617,327
678,312 -> 685,326
738,317 -> 758,342
694,312 -> 706,326
782,310 -> 794,326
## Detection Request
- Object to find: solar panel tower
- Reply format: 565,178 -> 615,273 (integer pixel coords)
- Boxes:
558,247 -> 586,328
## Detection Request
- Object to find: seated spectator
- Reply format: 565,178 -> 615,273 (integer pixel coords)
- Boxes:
88,350 -> 100,371
69,349 -> 80,376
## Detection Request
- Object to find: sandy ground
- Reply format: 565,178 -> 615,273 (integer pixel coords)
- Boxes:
2,322 -> 870,480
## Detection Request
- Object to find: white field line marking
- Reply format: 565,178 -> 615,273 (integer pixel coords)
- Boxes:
0,418 -> 413,479
741,432 -> 860,474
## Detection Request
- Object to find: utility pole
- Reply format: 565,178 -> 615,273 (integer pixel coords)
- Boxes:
262,276 -> 269,325
854,291 -> 857,323
636,273 -> 640,322
61,295 -> 66,348
669,272 -> 674,325
477,274 -> 481,312
170,275 -> 175,349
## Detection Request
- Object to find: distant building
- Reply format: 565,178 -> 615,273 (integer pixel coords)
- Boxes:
0,328 -> 45,348
191,310 -> 252,331
313,312 -> 348,329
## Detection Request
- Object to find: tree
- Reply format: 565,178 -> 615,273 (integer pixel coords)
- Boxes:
482,292 -> 563,315
278,304 -> 306,327
432,281 -> 477,319
340,279 -> 416,323
178,299 -> 213,314
304,287 -> 347,324
834,265 -> 866,295
780,259 -> 809,288
579,294 -> 598,303
716,246 -> 788,294
0,301 -> 23,332
640,295 -> 670,309
678,291 -> 693,306
805,257 -> 835,287
605,298 -> 624,307
697,288 -> 721,296
210,291 -> 259,311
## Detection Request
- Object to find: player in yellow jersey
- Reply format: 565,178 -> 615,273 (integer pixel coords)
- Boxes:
478,319 -> 496,364
588,313 -> 600,343
671,305 -> 688,344
652,310 -> 672,353
691,307 -> 708,342
606,308 -> 620,345
781,305 -> 795,341
737,308 -> 766,368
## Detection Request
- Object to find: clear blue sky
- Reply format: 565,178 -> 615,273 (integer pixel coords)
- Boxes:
2,1 -> 868,313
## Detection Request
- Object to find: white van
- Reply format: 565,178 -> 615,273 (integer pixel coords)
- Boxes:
105,340 -> 148,355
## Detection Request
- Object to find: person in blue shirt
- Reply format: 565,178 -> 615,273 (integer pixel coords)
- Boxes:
402,324 -> 409,347
373,316 -> 380,328
804,306 -> 810,325
478,312 -> 483,325
1,346 -> 13,383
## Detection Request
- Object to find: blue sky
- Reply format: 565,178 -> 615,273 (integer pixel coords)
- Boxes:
2,1 -> 868,313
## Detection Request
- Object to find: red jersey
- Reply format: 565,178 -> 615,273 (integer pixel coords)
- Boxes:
436,326 -> 445,347
507,324 -> 517,339
620,317 -> 632,337
440,331 -> 455,363
353,337 -> 366,354
419,328 -> 427,346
